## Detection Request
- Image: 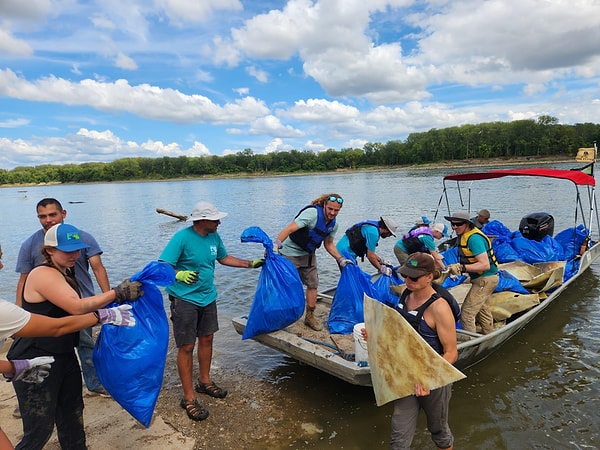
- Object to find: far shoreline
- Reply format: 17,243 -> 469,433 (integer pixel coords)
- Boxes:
1,155 -> 576,189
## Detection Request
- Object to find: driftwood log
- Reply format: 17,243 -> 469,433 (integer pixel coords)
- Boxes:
156,208 -> 188,221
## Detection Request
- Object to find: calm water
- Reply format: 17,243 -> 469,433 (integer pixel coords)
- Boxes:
1,166 -> 598,449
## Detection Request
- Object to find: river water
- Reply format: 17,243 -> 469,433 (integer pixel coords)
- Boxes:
1,165 -> 598,449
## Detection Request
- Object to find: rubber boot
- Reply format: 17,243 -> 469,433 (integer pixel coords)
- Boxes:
304,306 -> 322,331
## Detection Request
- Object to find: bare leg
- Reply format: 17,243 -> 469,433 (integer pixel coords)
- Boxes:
197,334 -> 214,385
177,343 -> 196,401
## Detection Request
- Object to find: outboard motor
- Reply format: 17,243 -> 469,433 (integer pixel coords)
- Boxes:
519,212 -> 554,241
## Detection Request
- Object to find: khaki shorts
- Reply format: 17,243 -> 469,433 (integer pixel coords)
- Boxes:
282,253 -> 319,289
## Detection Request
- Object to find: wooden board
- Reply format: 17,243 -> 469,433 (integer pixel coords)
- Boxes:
364,295 -> 466,406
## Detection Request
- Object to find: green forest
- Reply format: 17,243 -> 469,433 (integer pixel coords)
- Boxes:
2,116 -> 599,185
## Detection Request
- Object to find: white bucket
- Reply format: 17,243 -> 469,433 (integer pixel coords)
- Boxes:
353,322 -> 369,367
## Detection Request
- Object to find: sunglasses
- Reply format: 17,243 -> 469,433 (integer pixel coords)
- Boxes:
401,273 -> 425,282
328,196 -> 343,204
451,221 -> 467,227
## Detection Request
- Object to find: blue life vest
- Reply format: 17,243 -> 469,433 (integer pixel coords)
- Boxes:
345,220 -> 379,258
289,205 -> 336,253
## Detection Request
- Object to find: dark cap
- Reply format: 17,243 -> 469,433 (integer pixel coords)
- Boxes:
399,252 -> 436,278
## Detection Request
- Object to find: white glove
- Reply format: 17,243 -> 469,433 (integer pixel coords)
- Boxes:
337,257 -> 354,269
7,356 -> 55,383
379,265 -> 393,277
97,304 -> 136,327
273,239 -> 283,254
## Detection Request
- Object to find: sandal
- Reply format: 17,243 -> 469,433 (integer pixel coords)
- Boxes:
180,398 -> 209,421
195,381 -> 228,399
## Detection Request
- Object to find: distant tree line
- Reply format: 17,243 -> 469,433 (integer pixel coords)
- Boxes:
1,116 -> 599,185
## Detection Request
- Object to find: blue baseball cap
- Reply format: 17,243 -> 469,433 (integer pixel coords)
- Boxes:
44,223 -> 91,252
431,223 -> 448,238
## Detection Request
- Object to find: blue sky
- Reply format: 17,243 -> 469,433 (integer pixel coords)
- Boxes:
1,0 -> 599,170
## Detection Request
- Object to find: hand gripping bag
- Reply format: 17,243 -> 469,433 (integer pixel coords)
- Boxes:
93,261 -> 174,427
240,226 -> 305,339
371,268 -> 403,308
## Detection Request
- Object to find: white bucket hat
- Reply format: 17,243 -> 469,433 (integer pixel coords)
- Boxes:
188,201 -> 228,222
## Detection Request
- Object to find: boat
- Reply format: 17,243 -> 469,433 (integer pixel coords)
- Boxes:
232,145 -> 600,386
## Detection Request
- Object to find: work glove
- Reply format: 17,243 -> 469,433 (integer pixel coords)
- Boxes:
250,258 -> 265,268
379,265 -> 393,277
336,257 -> 354,269
5,357 -> 55,383
447,263 -> 465,276
97,304 -> 136,327
175,270 -> 199,285
113,278 -> 144,303
273,239 -> 283,254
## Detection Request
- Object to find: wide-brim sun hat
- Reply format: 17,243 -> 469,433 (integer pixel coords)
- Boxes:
44,223 -> 91,252
444,210 -> 471,222
188,201 -> 228,222
380,216 -> 398,237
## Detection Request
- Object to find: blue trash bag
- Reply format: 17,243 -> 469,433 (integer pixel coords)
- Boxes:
93,261 -> 174,428
495,269 -> 529,294
240,226 -> 305,339
492,235 -> 520,263
509,232 -> 564,264
554,225 -> 588,261
441,247 -> 459,265
441,273 -> 467,289
328,263 -> 375,334
371,269 -> 403,308
482,219 -> 511,237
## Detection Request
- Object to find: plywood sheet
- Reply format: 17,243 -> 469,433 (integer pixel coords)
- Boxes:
363,295 -> 466,406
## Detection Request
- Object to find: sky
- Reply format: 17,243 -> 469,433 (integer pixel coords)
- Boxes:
1,0 -> 599,170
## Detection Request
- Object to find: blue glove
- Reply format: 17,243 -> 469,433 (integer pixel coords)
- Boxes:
175,270 -> 199,284
5,357 -> 55,383
336,257 -> 354,269
97,305 -> 136,327
379,265 -> 393,277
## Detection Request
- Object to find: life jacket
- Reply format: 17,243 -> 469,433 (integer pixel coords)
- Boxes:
402,226 -> 433,254
396,284 -> 461,354
345,220 -> 379,259
457,226 -> 498,274
289,205 -> 336,253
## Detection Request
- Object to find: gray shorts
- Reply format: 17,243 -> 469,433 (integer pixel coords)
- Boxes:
169,295 -> 219,348
282,253 -> 319,289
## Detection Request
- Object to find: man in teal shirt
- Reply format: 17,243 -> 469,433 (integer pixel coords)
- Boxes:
160,201 -> 263,421
336,217 -> 398,275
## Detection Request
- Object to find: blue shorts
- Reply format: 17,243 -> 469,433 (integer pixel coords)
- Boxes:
169,295 -> 219,347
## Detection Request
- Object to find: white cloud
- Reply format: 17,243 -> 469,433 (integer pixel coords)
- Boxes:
249,115 -> 304,137
115,52 -> 138,70
0,28 -> 33,56
0,118 -> 29,128
264,138 -> 294,154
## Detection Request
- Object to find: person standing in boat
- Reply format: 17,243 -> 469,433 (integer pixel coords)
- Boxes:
472,209 -> 491,229
159,201 -> 264,421
394,222 -> 448,271
446,210 -> 499,334
335,216 -> 398,275
367,252 -> 459,450
274,193 -> 349,331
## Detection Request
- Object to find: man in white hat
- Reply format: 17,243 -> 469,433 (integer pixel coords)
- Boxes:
159,201 -> 264,421
336,216 -> 398,275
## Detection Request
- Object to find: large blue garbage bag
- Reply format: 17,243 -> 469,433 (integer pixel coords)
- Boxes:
482,219 -> 511,237
240,227 -> 305,339
554,225 -> 588,261
495,269 -> 529,294
94,261 -> 174,427
493,235 -> 520,263
328,263 -> 375,334
510,232 -> 564,263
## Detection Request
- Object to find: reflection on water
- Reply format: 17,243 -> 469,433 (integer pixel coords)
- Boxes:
1,166 -> 599,448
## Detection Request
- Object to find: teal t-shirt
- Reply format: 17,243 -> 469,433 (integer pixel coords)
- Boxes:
336,222 -> 380,261
281,207 -> 339,257
159,226 -> 228,306
468,233 -> 498,277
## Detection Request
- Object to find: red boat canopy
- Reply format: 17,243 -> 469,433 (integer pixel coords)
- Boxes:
444,168 -> 595,186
